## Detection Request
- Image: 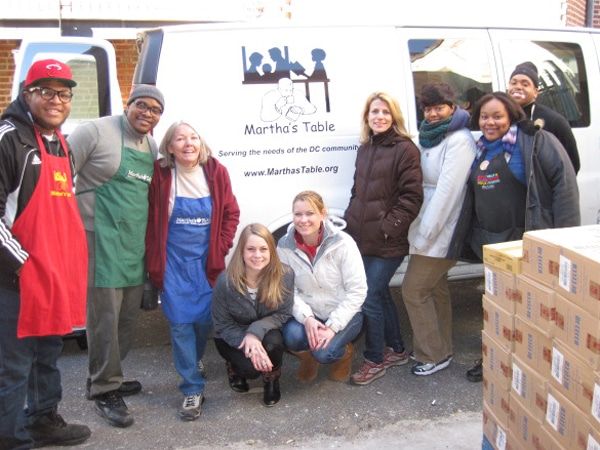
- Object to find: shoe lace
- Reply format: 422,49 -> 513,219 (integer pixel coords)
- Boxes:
184,395 -> 200,409
40,409 -> 67,428
102,392 -> 125,408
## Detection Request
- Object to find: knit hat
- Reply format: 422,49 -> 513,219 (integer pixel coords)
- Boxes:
510,62 -> 539,87
25,59 -> 77,88
127,84 -> 165,111
418,83 -> 456,108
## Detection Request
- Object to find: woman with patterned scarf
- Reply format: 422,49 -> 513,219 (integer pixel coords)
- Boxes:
447,91 -> 580,382
402,83 -> 477,376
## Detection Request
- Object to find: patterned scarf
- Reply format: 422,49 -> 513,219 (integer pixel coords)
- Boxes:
475,124 -> 518,162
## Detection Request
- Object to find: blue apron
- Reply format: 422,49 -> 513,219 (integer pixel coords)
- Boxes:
161,170 -> 213,323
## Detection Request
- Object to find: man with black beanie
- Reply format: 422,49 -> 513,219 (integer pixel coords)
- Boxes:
507,61 -> 580,173
67,84 -> 165,428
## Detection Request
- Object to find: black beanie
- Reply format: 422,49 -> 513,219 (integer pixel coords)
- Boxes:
510,62 -> 539,87
418,83 -> 456,109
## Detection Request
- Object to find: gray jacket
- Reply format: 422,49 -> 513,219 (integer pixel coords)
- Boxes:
211,267 -> 294,348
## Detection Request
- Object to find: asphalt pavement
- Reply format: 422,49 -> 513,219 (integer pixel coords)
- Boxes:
49,277 -> 485,450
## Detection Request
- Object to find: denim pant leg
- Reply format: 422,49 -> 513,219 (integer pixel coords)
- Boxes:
311,313 -> 363,364
283,313 -> 363,364
361,256 -> 404,363
169,321 -> 210,396
0,288 -> 62,450
283,318 -> 310,352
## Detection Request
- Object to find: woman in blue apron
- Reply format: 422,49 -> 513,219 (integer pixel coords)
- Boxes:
145,121 -> 240,421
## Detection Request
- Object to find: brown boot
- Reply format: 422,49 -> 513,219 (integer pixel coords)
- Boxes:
329,343 -> 354,381
290,350 -> 319,382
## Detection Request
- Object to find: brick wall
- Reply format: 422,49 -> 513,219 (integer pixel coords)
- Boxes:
567,0 -> 588,25
0,38 -> 138,115
0,40 -> 20,111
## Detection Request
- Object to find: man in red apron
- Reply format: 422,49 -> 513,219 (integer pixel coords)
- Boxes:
0,60 -> 91,449
68,85 -> 164,428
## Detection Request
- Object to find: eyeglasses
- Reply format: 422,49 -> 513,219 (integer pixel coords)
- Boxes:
28,87 -> 74,103
134,100 -> 163,117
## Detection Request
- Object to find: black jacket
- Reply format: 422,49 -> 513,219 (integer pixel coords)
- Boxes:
0,95 -> 74,290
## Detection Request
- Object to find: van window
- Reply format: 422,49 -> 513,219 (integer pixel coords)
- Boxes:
409,38 -> 492,128
497,40 -> 589,127
14,43 -> 114,126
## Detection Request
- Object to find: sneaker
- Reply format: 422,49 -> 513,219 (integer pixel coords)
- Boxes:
382,347 -> 409,368
411,356 -> 451,376
409,350 -> 416,361
350,359 -> 386,385
198,360 -> 207,378
94,391 -> 134,428
26,408 -> 91,447
180,393 -> 204,421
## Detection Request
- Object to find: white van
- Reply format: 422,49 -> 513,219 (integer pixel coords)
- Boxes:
132,23 -> 600,282
11,36 -> 123,135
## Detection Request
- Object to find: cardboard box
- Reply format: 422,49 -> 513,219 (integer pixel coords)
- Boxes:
554,294 -> 600,370
522,229 -> 562,290
508,394 -> 553,450
515,273 -> 556,335
550,340 -> 596,415
483,295 -> 515,354
589,372 -> 600,430
557,242 -> 600,318
482,329 -> 513,390
513,315 -> 553,380
485,264 -> 518,313
483,240 -> 523,274
484,372 -> 511,427
511,354 -> 548,423
483,403 -> 509,450
544,384 -> 600,450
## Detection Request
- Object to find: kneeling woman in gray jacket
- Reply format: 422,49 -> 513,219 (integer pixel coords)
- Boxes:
212,223 -> 294,407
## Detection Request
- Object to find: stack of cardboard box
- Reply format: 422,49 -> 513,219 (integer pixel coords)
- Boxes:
481,225 -> 600,450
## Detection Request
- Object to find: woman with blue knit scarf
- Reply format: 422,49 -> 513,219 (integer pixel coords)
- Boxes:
402,83 -> 477,377
447,91 -> 580,382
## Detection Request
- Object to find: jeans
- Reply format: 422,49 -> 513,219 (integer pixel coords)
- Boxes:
214,329 -> 284,379
283,312 -> 363,364
0,288 -> 63,450
361,256 -> 405,364
169,320 -> 212,396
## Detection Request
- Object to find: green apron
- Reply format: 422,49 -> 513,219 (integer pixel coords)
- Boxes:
93,118 -> 154,287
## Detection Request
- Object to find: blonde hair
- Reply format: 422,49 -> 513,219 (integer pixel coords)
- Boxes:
359,92 -> 411,144
226,223 -> 288,309
292,190 -> 327,216
158,120 -> 212,168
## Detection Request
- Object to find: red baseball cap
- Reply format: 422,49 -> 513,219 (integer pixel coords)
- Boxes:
25,59 -> 77,88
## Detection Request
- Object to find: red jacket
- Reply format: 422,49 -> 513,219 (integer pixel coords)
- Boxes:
145,158 -> 240,290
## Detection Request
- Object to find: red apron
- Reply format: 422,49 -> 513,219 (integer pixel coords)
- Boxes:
10,131 -> 88,338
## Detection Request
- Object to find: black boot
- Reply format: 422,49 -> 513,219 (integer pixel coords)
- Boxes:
466,358 -> 483,382
226,361 -> 249,393
26,407 -> 91,447
262,365 -> 281,407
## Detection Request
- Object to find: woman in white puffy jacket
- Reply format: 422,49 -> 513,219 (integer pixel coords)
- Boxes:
401,83 -> 477,377
277,190 -> 367,383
